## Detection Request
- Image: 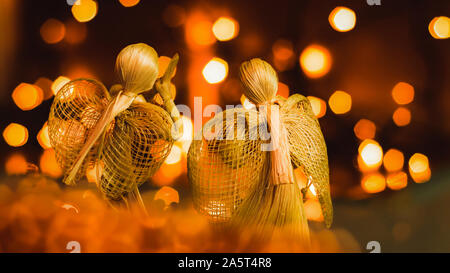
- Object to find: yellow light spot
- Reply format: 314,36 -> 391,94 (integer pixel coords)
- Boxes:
307,96 -> 327,118
392,107 -> 411,127
40,18 -> 66,44
152,162 -> 183,187
37,122 -> 52,149
277,82 -> 290,98
409,153 -> 429,173
329,90 -> 352,114
429,16 -> 450,39
154,186 -> 180,207
5,154 -> 28,175
383,148 -> 404,173
361,173 -> 386,193
299,44 -> 332,79
410,167 -> 431,184
353,119 -> 376,140
329,6 -> 356,32
158,56 -> 177,78
304,199 -> 323,222
40,149 -> 63,178
358,139 -> 383,170
51,76 -> 71,95
119,0 -> 140,7
202,57 -> 228,84
212,17 -> 239,42
71,0 -> 98,23
392,82 -> 414,105
12,83 -> 44,111
165,145 -> 182,165
3,123 -> 28,147
386,172 -> 408,190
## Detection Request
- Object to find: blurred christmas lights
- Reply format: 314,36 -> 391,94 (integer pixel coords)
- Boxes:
428,16 -> 450,39
3,123 -> 28,147
71,0 -> 97,23
328,6 -> 356,32
392,82 -> 414,105
299,44 -> 332,79
202,57 -> 228,84
329,90 -> 352,114
361,172 -> 386,193
392,107 -> 411,127
212,17 -> 239,42
353,119 -> 376,140
12,83 -> 43,111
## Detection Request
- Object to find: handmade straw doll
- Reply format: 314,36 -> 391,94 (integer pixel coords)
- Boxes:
48,43 -> 182,209
188,58 -> 331,248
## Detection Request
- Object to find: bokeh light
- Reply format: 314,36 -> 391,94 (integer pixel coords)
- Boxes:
71,0 -> 98,23
39,149 -> 63,178
34,77 -> 54,100
40,18 -> 66,44
386,172 -> 408,191
392,82 -> 414,105
428,16 -> 450,39
51,76 -> 71,95
277,82 -> 290,98
165,145 -> 182,165
3,123 -> 28,147
328,6 -> 356,32
12,83 -> 44,111
361,173 -> 386,194
409,153 -> 431,183
37,122 -> 52,150
5,154 -> 29,175
307,96 -> 327,118
304,199 -> 324,222
358,139 -> 383,171
299,44 -> 332,79
272,39 -> 295,71
119,0 -> 140,8
383,148 -> 404,173
392,107 -> 411,127
353,119 -> 376,140
202,57 -> 228,84
328,90 -> 352,114
212,17 -> 239,41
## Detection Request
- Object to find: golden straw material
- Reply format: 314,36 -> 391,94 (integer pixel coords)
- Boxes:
48,43 -> 181,200
188,58 -> 332,245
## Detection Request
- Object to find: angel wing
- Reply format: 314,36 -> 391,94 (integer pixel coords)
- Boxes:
48,78 -> 110,185
281,94 -> 333,227
188,107 -> 268,223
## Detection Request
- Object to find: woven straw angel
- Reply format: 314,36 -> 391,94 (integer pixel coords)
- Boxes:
48,43 -> 182,209
188,58 -> 332,246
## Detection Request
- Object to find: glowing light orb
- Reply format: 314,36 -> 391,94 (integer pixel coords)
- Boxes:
359,139 -> 383,169
3,123 -> 28,147
429,16 -> 450,39
40,18 -> 66,44
202,57 -> 228,84
71,0 -> 98,23
383,148 -> 404,173
299,44 -> 332,79
307,96 -> 327,118
353,119 -> 376,140
392,107 -> 411,127
12,83 -> 44,111
361,173 -> 386,194
392,82 -> 414,105
212,17 -> 239,41
329,6 -> 356,32
329,90 -> 352,114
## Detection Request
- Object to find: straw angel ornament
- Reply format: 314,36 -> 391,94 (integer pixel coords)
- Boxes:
48,43 -> 182,206
188,58 -> 332,246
